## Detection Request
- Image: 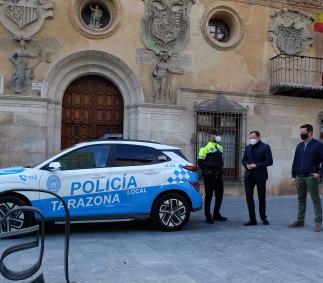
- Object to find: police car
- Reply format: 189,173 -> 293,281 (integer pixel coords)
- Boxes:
0,140 -> 202,231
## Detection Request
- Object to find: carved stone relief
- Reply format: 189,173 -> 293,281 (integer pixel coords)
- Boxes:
0,0 -> 54,40
268,8 -> 314,55
141,0 -> 195,103
8,39 -> 42,94
0,0 -> 56,95
135,49 -> 191,68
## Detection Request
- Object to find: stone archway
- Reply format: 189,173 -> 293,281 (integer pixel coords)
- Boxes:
42,50 -> 144,155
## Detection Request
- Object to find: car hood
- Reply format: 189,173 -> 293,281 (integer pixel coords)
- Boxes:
0,167 -> 41,185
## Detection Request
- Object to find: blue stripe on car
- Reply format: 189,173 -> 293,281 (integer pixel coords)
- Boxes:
0,168 -> 26,176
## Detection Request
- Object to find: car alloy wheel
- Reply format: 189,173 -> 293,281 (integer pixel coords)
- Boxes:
152,192 -> 190,231
0,202 -> 25,231
159,198 -> 186,228
0,196 -> 32,232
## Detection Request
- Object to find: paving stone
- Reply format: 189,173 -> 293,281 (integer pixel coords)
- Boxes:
1,197 -> 323,283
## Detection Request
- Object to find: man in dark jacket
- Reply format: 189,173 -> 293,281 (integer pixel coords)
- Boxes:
288,124 -> 323,232
242,130 -> 273,226
198,130 -> 227,224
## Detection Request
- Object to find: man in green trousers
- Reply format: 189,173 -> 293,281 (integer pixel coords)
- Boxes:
289,124 -> 323,232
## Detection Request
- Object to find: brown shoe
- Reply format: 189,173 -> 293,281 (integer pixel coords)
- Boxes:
288,221 -> 304,228
314,223 -> 321,232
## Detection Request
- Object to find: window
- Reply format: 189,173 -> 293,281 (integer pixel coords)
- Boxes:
163,149 -> 189,162
208,19 -> 230,43
113,145 -> 166,167
69,0 -> 122,39
51,145 -> 110,170
201,4 -> 244,51
194,96 -> 247,182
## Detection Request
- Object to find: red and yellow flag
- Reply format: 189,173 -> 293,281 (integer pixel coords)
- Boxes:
314,13 -> 323,33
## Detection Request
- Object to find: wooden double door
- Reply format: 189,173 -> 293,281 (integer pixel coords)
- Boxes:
61,75 -> 124,149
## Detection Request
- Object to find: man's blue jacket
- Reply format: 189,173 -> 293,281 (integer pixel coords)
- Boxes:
291,138 -> 323,178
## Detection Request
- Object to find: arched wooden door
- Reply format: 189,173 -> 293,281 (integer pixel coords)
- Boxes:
61,75 -> 124,149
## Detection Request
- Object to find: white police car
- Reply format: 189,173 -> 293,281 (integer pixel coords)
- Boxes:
0,140 -> 202,231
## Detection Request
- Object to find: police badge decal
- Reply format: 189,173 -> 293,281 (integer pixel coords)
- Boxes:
141,0 -> 195,55
0,0 -> 54,39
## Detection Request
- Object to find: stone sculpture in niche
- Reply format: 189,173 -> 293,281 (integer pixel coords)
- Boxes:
8,39 -> 41,94
89,4 -> 104,29
141,0 -> 195,103
268,8 -> 314,55
152,50 -> 184,103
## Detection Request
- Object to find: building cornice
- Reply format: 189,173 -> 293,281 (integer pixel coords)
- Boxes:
227,0 -> 322,10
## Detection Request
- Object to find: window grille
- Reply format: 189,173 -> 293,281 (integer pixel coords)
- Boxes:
193,95 -> 247,183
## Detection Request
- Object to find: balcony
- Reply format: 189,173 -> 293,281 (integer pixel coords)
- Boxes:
270,54 -> 323,98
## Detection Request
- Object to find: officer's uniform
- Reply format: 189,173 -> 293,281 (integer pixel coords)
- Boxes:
198,140 -> 225,222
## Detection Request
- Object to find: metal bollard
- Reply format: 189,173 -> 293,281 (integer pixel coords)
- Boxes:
0,189 -> 71,283
0,206 -> 45,281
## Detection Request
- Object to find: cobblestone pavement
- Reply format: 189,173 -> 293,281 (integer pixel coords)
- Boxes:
1,196 -> 323,283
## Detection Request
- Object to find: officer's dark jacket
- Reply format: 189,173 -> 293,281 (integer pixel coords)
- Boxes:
242,141 -> 273,181
198,141 -> 224,175
291,138 -> 323,178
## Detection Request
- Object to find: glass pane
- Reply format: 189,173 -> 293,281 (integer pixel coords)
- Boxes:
56,145 -> 109,170
115,145 -> 160,167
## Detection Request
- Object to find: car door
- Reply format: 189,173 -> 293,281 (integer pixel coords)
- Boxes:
38,144 -> 111,219
108,144 -> 167,215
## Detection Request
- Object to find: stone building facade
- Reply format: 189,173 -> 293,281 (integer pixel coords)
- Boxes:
0,0 -> 323,195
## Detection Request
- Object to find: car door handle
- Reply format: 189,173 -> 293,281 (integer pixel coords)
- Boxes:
144,170 -> 159,174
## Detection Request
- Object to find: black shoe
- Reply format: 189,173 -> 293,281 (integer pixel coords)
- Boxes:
243,220 -> 258,226
262,219 -> 270,225
205,218 -> 214,224
213,215 -> 228,221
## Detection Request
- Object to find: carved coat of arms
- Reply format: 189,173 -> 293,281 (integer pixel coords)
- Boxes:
268,8 -> 314,55
141,0 -> 195,55
5,0 -> 39,28
0,0 -> 54,39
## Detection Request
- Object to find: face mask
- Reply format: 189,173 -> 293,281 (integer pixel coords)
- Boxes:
250,138 -> 257,145
215,136 -> 222,143
301,133 -> 308,140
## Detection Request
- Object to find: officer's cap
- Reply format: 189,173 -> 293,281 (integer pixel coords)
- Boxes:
209,130 -> 219,136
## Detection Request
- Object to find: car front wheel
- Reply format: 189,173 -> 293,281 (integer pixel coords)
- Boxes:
0,195 -> 33,232
152,192 -> 190,231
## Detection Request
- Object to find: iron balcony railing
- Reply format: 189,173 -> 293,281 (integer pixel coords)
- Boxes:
271,54 -> 323,93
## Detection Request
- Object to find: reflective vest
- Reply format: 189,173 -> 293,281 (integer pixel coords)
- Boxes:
198,141 -> 223,160
198,141 -> 224,173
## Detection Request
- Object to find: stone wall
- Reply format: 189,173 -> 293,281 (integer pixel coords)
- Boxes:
0,0 -> 322,195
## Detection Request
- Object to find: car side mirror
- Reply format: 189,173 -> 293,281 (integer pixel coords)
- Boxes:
48,162 -> 61,171
157,155 -> 168,162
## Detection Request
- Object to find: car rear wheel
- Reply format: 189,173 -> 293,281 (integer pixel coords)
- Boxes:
152,192 -> 190,231
0,195 -> 33,232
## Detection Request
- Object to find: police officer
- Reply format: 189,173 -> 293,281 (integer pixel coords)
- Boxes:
198,130 -> 227,224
